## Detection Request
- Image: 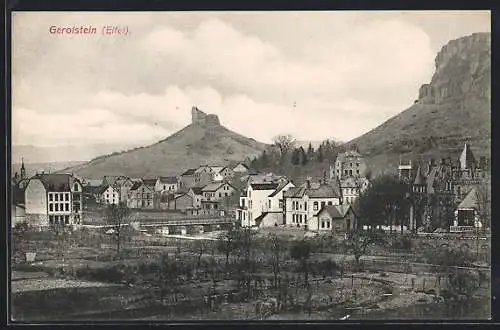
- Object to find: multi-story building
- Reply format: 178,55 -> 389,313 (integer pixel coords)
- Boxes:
127,181 -> 154,209
201,182 -> 236,201
331,149 -> 368,180
339,176 -> 370,205
238,182 -> 279,227
283,180 -> 342,230
24,173 -> 83,227
154,176 -> 179,193
98,185 -> 120,205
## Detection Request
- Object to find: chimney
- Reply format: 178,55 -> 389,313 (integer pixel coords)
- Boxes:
306,179 -> 311,189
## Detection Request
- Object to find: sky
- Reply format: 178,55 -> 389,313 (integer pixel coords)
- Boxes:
12,11 -> 490,151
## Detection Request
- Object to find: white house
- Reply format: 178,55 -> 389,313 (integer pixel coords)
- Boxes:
155,176 -> 179,193
283,180 -> 342,230
98,185 -> 120,205
24,173 -> 83,228
340,177 -> 369,205
238,182 -> 279,227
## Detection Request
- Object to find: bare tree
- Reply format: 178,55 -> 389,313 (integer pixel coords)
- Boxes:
290,239 -> 314,288
267,233 -> 285,288
273,134 -> 296,156
105,202 -> 131,257
343,230 -> 386,271
216,229 -> 238,269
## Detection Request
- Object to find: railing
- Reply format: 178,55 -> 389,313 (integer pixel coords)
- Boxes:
449,225 -> 475,233
139,217 -> 236,227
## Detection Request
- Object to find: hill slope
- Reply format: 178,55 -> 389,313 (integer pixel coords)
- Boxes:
64,107 -> 268,179
347,32 -> 491,174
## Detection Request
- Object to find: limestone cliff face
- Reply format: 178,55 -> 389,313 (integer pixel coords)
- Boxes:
418,32 -> 491,104
191,106 -> 220,126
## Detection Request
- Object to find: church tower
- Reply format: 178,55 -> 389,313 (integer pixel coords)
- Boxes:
20,157 -> 26,180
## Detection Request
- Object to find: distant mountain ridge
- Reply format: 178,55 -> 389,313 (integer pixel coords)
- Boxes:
345,32 -> 491,174
62,107 -> 268,179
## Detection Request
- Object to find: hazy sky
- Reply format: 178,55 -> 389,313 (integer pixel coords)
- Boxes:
12,11 -> 490,147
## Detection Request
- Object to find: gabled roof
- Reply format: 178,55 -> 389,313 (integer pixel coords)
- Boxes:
158,176 -> 178,184
460,143 -> 477,169
97,185 -> 117,195
458,188 -> 479,209
31,174 -> 81,192
283,182 -> 341,199
268,181 -> 294,197
181,168 -> 197,176
142,179 -> 157,187
210,166 -> 224,173
129,181 -> 142,191
316,204 -> 355,218
202,181 -> 235,192
189,186 -> 204,195
250,183 -> 279,191
232,163 -> 249,170
175,193 -> 193,200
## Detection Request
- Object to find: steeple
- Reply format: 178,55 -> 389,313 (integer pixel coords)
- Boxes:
413,166 -> 427,194
460,143 -> 476,170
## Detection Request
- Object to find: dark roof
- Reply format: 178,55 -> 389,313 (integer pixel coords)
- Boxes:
283,182 -> 341,199
158,176 -> 178,184
130,181 -> 142,191
268,181 -> 292,197
181,168 -> 197,176
175,193 -> 193,200
143,179 -> 157,187
97,185 -> 117,195
250,183 -> 279,191
190,187 -> 204,195
32,174 -> 80,192
316,204 -> 355,218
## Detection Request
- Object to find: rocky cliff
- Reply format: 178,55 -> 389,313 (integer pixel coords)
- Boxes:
348,33 -> 491,175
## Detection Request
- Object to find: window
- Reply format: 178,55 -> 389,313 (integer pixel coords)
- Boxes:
107,194 -> 109,198
344,170 -> 348,175
356,170 -> 360,175
327,221 -> 331,228
65,193 -> 69,201
163,185 -> 166,190
49,215 -> 54,224
65,215 -> 69,224
350,163 -> 353,167
313,202 -> 318,210
356,163 -> 360,167
349,170 -> 353,176
321,221 -> 325,228
74,183 -> 79,191
269,200 -> 272,209
65,203 -> 69,211
299,214 -> 303,223
55,194 -> 59,202
49,194 -> 53,201
321,201 -> 326,208
304,215 -> 307,223
60,193 -> 64,200
49,204 -> 53,212
304,203 -> 307,211
219,193 -> 222,198
55,204 -> 59,211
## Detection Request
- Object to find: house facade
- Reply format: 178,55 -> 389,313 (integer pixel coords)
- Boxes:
310,204 -> 358,234
238,182 -> 279,227
168,193 -> 193,212
283,180 -> 342,230
24,174 -> 83,227
99,185 -> 120,205
331,149 -> 368,180
127,181 -> 155,209
340,177 -> 369,205
155,176 -> 179,193
201,182 -> 236,201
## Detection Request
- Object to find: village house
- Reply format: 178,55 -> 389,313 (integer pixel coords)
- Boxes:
154,176 -> 179,193
238,182 -> 279,227
127,180 -> 154,209
179,168 -> 210,189
339,176 -> 369,205
98,185 -> 120,205
451,187 -> 483,232
168,193 -> 193,212
115,177 -> 139,205
24,173 -> 83,228
201,182 -> 236,201
253,181 -> 295,228
310,204 -> 358,235
331,149 -> 368,180
283,180 -> 342,230
187,186 -> 204,208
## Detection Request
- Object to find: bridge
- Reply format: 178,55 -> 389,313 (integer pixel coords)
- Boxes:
138,216 -> 236,227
